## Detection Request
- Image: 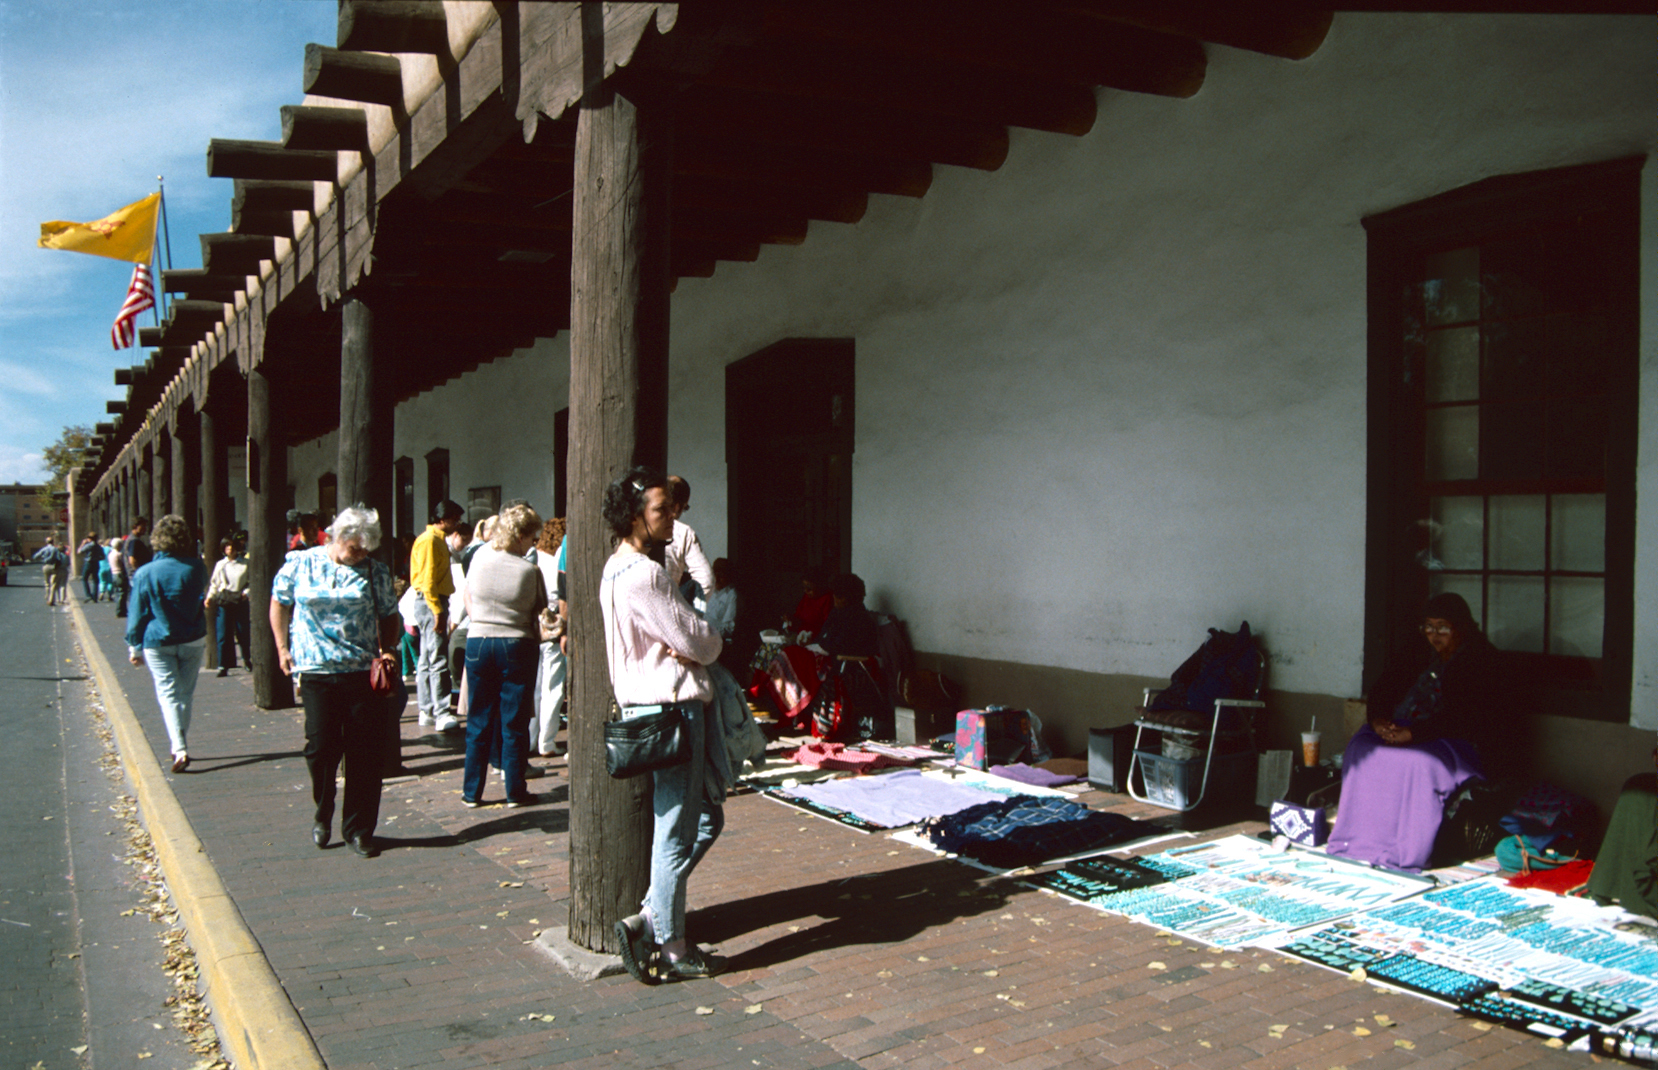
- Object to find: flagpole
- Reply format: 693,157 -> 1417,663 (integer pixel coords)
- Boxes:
155,176 -> 173,322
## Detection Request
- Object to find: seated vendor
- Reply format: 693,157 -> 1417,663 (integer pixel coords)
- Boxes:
1327,593 -> 1508,871
816,573 -> 877,659
1587,751 -> 1658,921
784,566 -> 835,642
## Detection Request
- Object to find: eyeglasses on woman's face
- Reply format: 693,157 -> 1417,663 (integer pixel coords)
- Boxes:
1419,621 -> 1455,636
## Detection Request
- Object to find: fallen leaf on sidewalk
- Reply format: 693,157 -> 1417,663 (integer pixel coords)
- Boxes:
1471,1022 -> 1493,1032
1543,1038 -> 1565,1049
1219,960 -> 1237,969
1373,1014 -> 1394,1027
1394,1040 -> 1415,1050
696,1006 -> 714,1016
982,970 -> 998,977
1352,1027 -> 1371,1037
1350,967 -> 1368,982
71,1046 -> 88,1055
1148,962 -> 1167,971
746,1005 -> 763,1015
1258,964 -> 1274,973
1268,1025 -> 1288,1038
520,1013 -> 555,1022
499,881 -> 524,888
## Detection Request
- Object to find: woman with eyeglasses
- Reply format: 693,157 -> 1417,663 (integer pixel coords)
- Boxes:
1327,592 -> 1507,871
270,505 -> 400,859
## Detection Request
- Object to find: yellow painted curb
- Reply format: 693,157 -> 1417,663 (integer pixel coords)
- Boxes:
71,601 -> 326,1070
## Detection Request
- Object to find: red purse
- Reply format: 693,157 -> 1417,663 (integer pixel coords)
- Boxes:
368,657 -> 398,696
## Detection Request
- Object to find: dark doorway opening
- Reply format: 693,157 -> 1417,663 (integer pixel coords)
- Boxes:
726,339 -> 855,634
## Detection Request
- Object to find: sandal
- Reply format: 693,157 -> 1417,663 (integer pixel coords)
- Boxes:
171,753 -> 190,774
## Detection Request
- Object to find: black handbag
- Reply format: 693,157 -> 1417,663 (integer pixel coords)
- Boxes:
604,703 -> 692,778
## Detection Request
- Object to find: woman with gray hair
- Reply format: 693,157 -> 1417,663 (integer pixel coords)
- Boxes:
125,515 -> 208,773
270,504 -> 400,858
461,502 -> 549,808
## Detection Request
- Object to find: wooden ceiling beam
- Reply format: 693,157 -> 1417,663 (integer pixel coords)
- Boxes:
207,139 -> 338,181
234,179 -> 316,214
232,208 -> 296,239
337,0 -> 449,54
281,105 -> 369,152
304,44 -> 404,107
764,2 -> 1207,98
676,136 -> 932,199
673,174 -> 868,226
675,205 -> 810,247
703,36 -> 1097,137
1056,2 -> 1333,60
678,85 -> 1009,172
201,233 -> 275,276
161,269 -> 246,297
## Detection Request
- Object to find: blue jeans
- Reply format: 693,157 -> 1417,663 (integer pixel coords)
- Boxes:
462,637 -> 538,802
639,699 -> 724,944
143,641 -> 206,757
215,601 -> 251,668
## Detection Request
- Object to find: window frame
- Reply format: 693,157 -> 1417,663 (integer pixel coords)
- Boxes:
1362,156 -> 1643,722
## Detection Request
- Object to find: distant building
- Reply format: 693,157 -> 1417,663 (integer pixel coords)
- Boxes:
0,484 -> 57,557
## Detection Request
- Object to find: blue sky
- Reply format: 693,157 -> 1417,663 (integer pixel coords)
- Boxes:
0,0 -> 337,484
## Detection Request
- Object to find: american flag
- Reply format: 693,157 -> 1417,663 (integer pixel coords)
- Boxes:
111,262 -> 154,349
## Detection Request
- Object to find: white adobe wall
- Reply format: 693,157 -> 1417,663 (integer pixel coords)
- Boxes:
658,14 -> 1655,709
391,336 -> 571,520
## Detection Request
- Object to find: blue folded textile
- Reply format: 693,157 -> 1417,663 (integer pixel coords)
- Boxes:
920,795 -> 1165,869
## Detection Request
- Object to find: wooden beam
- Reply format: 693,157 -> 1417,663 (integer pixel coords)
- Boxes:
676,135 -> 932,198
281,105 -> 369,152
303,44 -> 404,107
207,139 -> 338,181
765,2 -> 1207,98
106,401 -> 127,414
234,179 -> 316,214
95,423 -> 116,436
674,174 -> 867,225
337,0 -> 448,54
1057,2 -> 1333,61
162,269 -> 247,298
201,233 -> 276,276
678,85 -> 1010,171
114,367 -> 137,386
232,208 -> 297,239
703,37 -> 1097,137
138,327 -> 163,348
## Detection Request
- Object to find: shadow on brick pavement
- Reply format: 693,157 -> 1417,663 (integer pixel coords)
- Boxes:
77,609 -> 1590,1069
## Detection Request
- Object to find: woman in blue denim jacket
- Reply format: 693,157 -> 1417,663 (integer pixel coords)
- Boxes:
125,514 -> 208,773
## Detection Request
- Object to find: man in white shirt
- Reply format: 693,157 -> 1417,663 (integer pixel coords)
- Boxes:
664,475 -> 714,614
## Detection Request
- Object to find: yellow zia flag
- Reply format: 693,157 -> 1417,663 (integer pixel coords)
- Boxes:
39,192 -> 160,263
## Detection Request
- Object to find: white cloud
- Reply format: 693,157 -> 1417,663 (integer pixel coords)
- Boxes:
0,360 -> 57,397
0,443 -> 47,484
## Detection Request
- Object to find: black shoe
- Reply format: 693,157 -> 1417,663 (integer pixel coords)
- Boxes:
662,947 -> 726,981
216,667 -> 229,678
312,823 -> 330,849
615,915 -> 657,985
346,834 -> 377,858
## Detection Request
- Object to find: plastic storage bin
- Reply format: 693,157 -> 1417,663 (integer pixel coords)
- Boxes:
1134,749 -> 1254,810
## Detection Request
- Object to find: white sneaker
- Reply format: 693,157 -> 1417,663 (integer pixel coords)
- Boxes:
418,712 -> 436,727
435,713 -> 461,733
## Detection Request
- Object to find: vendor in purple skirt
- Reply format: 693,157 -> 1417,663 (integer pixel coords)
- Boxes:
1327,593 -> 1509,871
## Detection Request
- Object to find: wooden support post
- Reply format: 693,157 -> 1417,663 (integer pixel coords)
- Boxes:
67,470 -> 89,579
566,78 -> 673,954
137,449 -> 154,526
200,404 -> 223,670
337,297 -> 393,530
158,432 -> 174,519
248,367 -> 294,710
173,409 -> 198,538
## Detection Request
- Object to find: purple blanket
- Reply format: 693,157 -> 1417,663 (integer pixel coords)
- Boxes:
784,770 -> 1006,828
988,763 -> 1080,788
1326,724 -> 1483,872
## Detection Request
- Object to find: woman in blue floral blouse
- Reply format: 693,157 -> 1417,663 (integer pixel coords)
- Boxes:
270,504 -> 399,858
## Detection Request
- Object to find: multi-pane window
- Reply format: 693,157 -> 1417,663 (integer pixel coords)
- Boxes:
1365,157 -> 1640,718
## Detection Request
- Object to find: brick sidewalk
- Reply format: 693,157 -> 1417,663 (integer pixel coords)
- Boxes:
79,608 -> 1585,1070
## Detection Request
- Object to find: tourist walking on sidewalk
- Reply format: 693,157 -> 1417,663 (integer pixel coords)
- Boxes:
32,537 -> 70,606
460,503 -> 549,808
205,537 -> 253,676
270,505 -> 399,858
602,467 -> 728,984
411,500 -> 465,733
124,515 -> 208,774
116,517 -> 151,618
77,532 -> 103,602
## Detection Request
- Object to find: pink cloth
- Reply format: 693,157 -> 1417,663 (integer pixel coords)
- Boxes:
787,741 -> 907,772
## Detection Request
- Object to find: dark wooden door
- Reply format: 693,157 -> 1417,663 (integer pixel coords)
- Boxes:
726,339 -> 854,631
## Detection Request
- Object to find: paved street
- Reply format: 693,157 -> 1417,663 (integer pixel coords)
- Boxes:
59,579 -> 1590,1070
0,566 -> 200,1070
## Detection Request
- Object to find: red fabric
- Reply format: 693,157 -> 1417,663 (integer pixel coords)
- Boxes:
786,740 -> 907,772
791,592 -> 834,637
1506,858 -> 1594,895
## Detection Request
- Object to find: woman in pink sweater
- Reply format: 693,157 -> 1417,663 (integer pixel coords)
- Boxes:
602,467 -> 725,985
